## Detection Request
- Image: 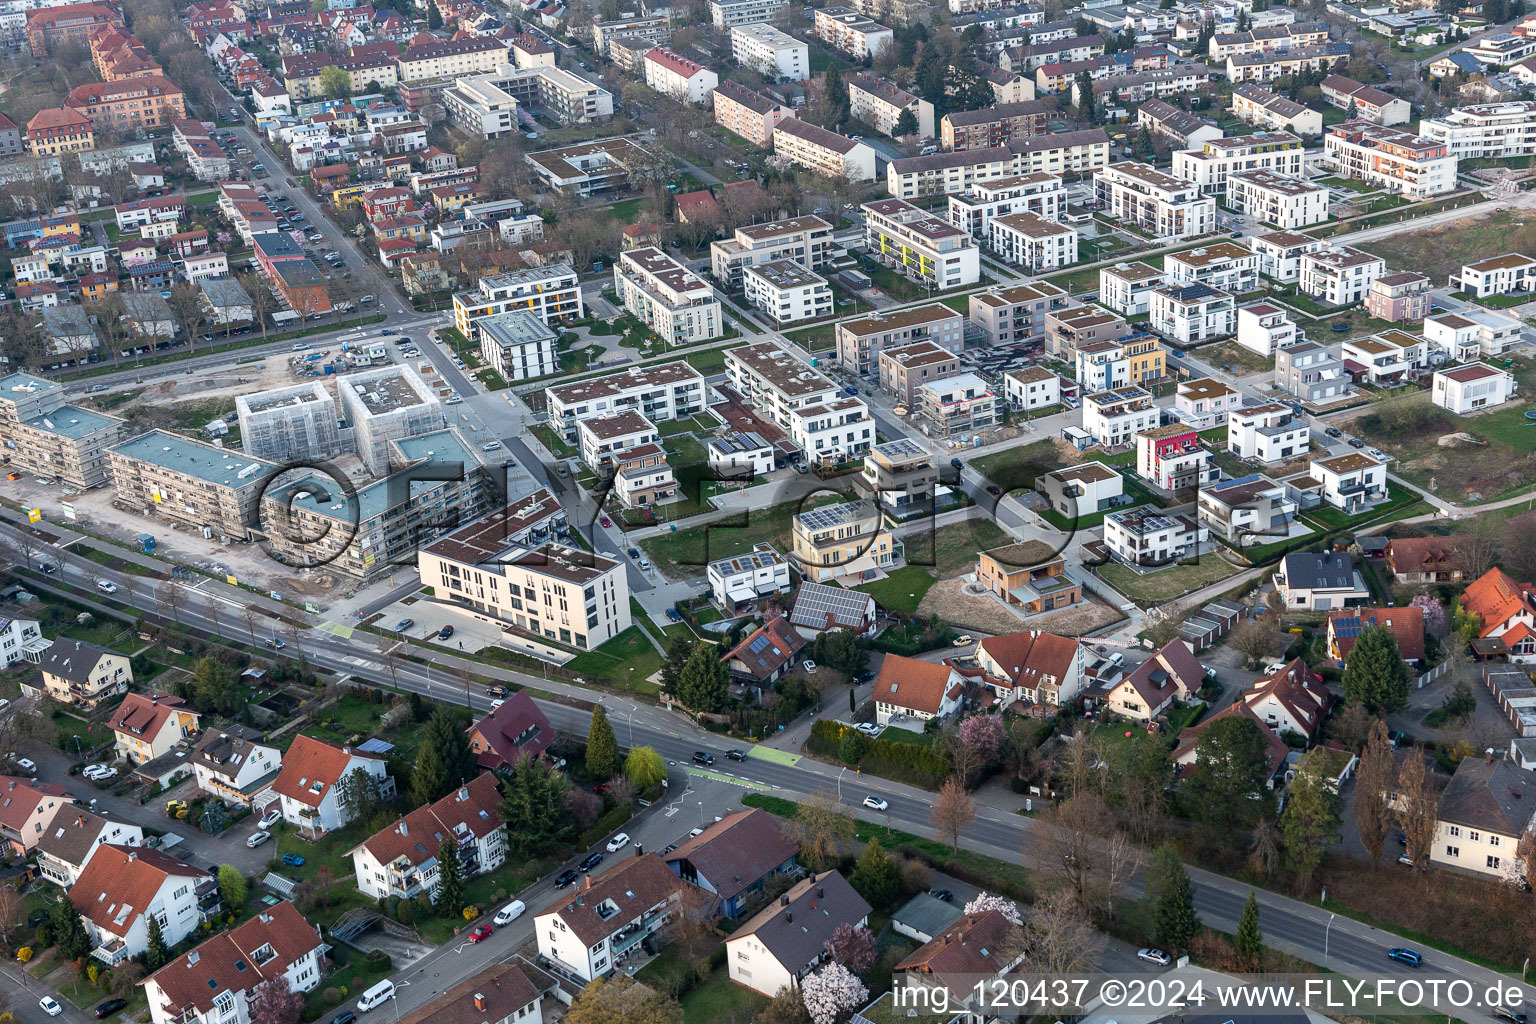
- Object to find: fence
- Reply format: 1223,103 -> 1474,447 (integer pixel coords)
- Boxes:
1416,660 -> 1450,690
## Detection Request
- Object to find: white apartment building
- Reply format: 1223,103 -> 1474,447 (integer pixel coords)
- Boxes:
1453,253 -> 1536,298
576,409 -> 660,470
1003,365 -> 1061,412
1251,230 -> 1325,283
1299,246 -> 1386,305
773,118 -> 878,181
72,846 -> 211,965
708,543 -> 792,611
1422,309 -> 1523,362
544,361 -> 707,442
1170,132 -> 1305,194
1342,330 -> 1428,384
1323,121 -> 1458,198
1083,385 -> 1159,447
814,6 -> 893,58
1094,162 -> 1216,239
847,73 -> 933,139
443,66 -> 614,135
1150,284 -> 1236,344
1227,170 -> 1330,229
1228,403 -> 1311,463
731,23 -> 808,81
1226,45 -> 1348,84
1163,241 -> 1260,294
726,341 -> 874,460
273,736 -> 392,836
1418,101 -> 1536,160
1173,377 -> 1243,429
1236,302 -> 1297,357
348,774 -> 506,902
1311,452 -> 1387,513
886,129 -> 1109,199
743,260 -> 833,325
1230,84 -> 1325,136
451,264 -> 584,334
1432,362 -> 1518,414
711,215 -> 834,286
1136,424 -> 1217,492
836,303 -> 965,375
862,198 -> 981,289
614,246 -> 722,345
644,47 -> 718,103
1103,505 -> 1209,565
473,309 -> 559,383
946,173 -> 1067,239
1099,261 -> 1166,316
987,211 -> 1076,271
712,0 -> 786,28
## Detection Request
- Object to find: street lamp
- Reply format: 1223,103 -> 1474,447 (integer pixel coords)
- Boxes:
1324,913 -> 1336,965
837,765 -> 848,800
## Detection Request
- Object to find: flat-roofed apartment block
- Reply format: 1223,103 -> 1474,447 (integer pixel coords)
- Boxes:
1319,75 -> 1411,126
731,23 -> 808,82
791,498 -> 898,582
1451,252 -> 1536,298
1209,22 -> 1331,60
592,16 -> 670,57
986,211 -> 1076,272
855,438 -> 939,520
1236,301 -> 1297,356
713,80 -> 796,146
1226,44 -> 1348,84
474,309 -> 558,383
1163,241 -> 1259,294
1275,341 -> 1352,402
813,6 -> 892,58
918,372 -> 999,436
1418,102 -> 1536,160
1137,98 -> 1223,148
847,74 -> 934,139
1094,162 -> 1215,239
452,263 -> 584,334
1299,245 -> 1385,305
263,429 -> 493,578
879,340 -> 959,405
109,429 -> 278,541
1228,403 -> 1310,463
1364,272 -> 1431,323
644,47 -> 718,104
1342,330 -> 1427,385
1323,121 -> 1457,198
967,281 -> 1069,344
1103,505 -> 1209,566
885,128 -> 1109,199
941,99 -> 1049,151
708,543 -> 791,613
1136,423 -> 1216,492
1150,284 -> 1236,345
1251,230 -> 1324,283
861,198 -> 980,290
1226,170 -> 1328,229
1083,385 -> 1159,447
1044,304 -> 1128,360
420,513 -> 630,651
976,540 -> 1083,613
615,247 -> 722,345
235,381 -> 342,463
1199,473 -> 1297,547
607,443 -> 678,508
1433,362 -> 1517,414
946,173 -> 1066,239
712,0 -> 787,28
1230,85 -> 1324,136
726,341 -> 875,460
444,66 -> 614,135
1038,461 -> 1125,518
710,215 -> 834,287
1170,132 -> 1304,195
1003,365 -> 1061,412
577,410 -> 659,470
1075,333 -> 1166,391
337,364 -> 444,476
1308,451 -> 1386,513
545,361 -> 706,442
743,260 -> 832,325
1422,308 -> 1523,362
773,118 -> 877,181
835,302 -> 965,375
525,138 -> 655,197
1173,377 -> 1241,429
0,372 -> 123,488
1099,262 -> 1166,316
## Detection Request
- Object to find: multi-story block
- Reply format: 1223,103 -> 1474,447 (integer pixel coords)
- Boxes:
1342,330 -> 1427,385
451,264 -> 583,333
1137,98 -> 1223,149
1319,75 -> 1412,125
1275,341 -> 1352,403
235,381 -> 343,463
1094,162 -> 1215,239
27,3 -> 120,57
397,36 -> 510,82
743,260 -> 833,325
946,173 -> 1066,239
1075,333 -> 1166,391
917,372 -> 1000,436
1230,84 -> 1324,136
708,543 -> 791,611
1044,304 -> 1127,360
71,846 -> 214,966
1228,403 -> 1310,463
349,773 -> 506,901
1226,44 -> 1348,83
1299,245 -> 1386,305
847,73 -> 933,138
26,107 -> 93,156
878,340 -> 959,406
1228,170 -> 1329,229
443,66 -> 614,134
1418,102 -> 1536,160
856,438 -> 939,520
713,79 -> 796,145
1432,362 -> 1517,414
1003,365 -> 1061,413
474,309 -> 559,383
711,215 -> 833,286
614,247 -> 721,345
1098,262 -> 1165,316
861,198 -> 981,289
986,211 -> 1075,271
974,544 -> 1083,614
545,362 -> 706,442
941,99 -> 1048,151
1136,423 -> 1217,492
1422,308 -> 1523,362
1364,271 -> 1432,323
791,498 -> 898,581
1310,452 -> 1387,513
592,16 -> 670,56
1452,253 -> 1536,298
1465,31 -> 1536,65
577,410 -> 659,470
835,303 -> 965,375
1323,121 -> 1457,198
814,6 -> 892,58
885,128 -> 1109,198
731,23 -> 808,81
1103,505 -> 1208,565
967,281 -> 1069,344
1251,229 -> 1325,284
713,0 -> 787,28
1236,302 -> 1297,357
0,372 -> 123,489
1174,377 -> 1242,429
643,47 -> 718,103
772,118 -> 877,181
1170,132 -> 1305,195
1150,284 -> 1236,344
1164,242 -> 1260,294
1199,473 -> 1297,547
727,342 -> 875,460
336,364 -> 444,476
1038,461 -> 1125,518
1083,385 -> 1158,447
1209,22 -> 1330,60
108,430 -> 278,541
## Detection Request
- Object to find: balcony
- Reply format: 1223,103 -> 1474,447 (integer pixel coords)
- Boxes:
92,939 -> 131,966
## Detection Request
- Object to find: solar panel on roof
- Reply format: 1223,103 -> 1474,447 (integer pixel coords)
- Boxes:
791,583 -> 872,627
748,634 -> 772,653
357,738 -> 395,753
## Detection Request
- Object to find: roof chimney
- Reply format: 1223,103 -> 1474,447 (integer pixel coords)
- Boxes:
785,911 -> 792,923
474,995 -> 486,1012
818,886 -> 824,899
780,894 -> 790,906
584,874 -> 592,889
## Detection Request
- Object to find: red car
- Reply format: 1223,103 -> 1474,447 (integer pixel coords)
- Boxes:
469,924 -> 494,943
599,515 -> 612,527
593,783 -> 612,795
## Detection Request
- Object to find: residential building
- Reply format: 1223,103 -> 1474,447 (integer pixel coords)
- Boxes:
707,432 -> 775,480
1342,330 -> 1428,385
272,735 -> 392,836
861,198 -> 981,290
465,691 -> 554,770
1299,245 -> 1386,305
1102,639 -> 1204,723
474,309 -> 559,383
1136,423 -> 1217,492
335,364 -> 443,476
791,498 -> 897,582
710,215 -> 834,286
664,809 -> 799,917
1227,403 -> 1310,463
1327,605 -> 1425,666
348,773 -> 505,901
385,965 -> 541,1024
536,854 -> 715,982
1432,758 -> 1533,878
1174,378 -> 1242,429
712,80 -> 796,146
36,810 -> 143,889
71,846 -> 214,966
1137,98 -> 1223,149
946,173 -> 1067,239
856,438 -> 940,520
729,24 -> 806,83
1083,385 -> 1159,447
743,260 -> 832,325
1462,30 -> 1536,66
708,543 -> 792,612
917,372 -> 1000,436
967,281 -> 1068,344
727,341 -> 875,460
0,777 -> 69,855
974,540 -> 1082,614
1310,451 -> 1388,513
941,99 -> 1049,151
880,342 -> 960,406
1320,75 -> 1412,125
544,361 -> 706,441
726,870 -> 869,994
772,118 -> 877,181
1433,362 -> 1517,414
1226,44 -> 1348,83
1418,101 -> 1536,160
1098,262 -> 1165,316
1236,302 -> 1297,357
1323,121 -> 1458,198
1043,304 -> 1128,360
986,211 -> 1075,271
1228,170 -> 1329,229
26,106 -> 94,156
614,247 -> 721,345
643,47 -> 718,103
789,582 -> 878,635
397,36 -> 511,82
0,614 -> 45,669
1461,567 -> 1536,661
190,726 -> 281,808
1164,242 -> 1260,294
1241,658 -> 1333,738
1386,536 -> 1466,584
835,303 -> 964,376
813,6 -> 893,58
1171,132 -> 1306,195
1275,341 -> 1352,403
872,654 -> 966,728
1103,505 -> 1208,566
1452,253 -> 1536,298
1365,272 -> 1432,323
66,76 -> 185,133
1150,284 -> 1236,344
27,3 -> 121,57
1037,461 -> 1125,518
1251,230 -> 1324,283
0,373 -> 122,489
1209,22 -> 1331,60
1093,162 -> 1216,239
108,692 -> 200,765
1422,309 -> 1523,362
1002,365 -> 1061,413
106,430 -> 277,541
592,16 -> 669,57
450,263 -> 583,334
1074,333 -> 1166,391
848,74 -> 933,138
1230,84 -> 1324,136
34,637 -> 130,707
443,66 -> 614,134
885,129 -> 1109,199
974,629 -> 1084,709
234,382 -> 342,463
1172,701 -> 1291,784
714,0 -> 788,28
1198,473 -> 1297,547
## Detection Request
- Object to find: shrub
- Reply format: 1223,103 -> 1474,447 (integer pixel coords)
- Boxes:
15,947 -> 32,963
363,950 -> 392,970
338,987 -> 348,999
462,906 -> 480,920
396,900 -> 414,925
323,988 -> 340,1005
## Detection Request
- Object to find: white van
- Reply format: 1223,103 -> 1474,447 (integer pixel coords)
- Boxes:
356,980 -> 395,1012
493,900 -> 526,926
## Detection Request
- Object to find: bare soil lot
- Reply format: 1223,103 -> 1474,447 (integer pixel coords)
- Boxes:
1359,207 -> 1536,284
916,576 -> 1125,635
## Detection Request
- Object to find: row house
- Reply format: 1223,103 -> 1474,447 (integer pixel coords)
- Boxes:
1074,333 -> 1165,391
1226,44 -> 1349,83
1319,75 -> 1412,126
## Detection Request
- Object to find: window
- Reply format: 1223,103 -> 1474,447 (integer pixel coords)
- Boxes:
1487,855 -> 1501,870
1469,831 -> 1481,842
1445,845 -> 1460,858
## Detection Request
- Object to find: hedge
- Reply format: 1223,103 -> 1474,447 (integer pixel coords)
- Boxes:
580,803 -> 633,848
807,719 -> 949,788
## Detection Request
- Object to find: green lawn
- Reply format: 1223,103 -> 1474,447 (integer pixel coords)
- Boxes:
1199,340 -> 1280,376
904,518 -> 1011,576
1095,556 -> 1241,605
530,423 -> 576,459
642,496 -> 831,578
1319,176 -> 1379,194
852,564 -> 938,613
966,438 -> 1066,494
679,966 -> 768,1024
564,626 -> 664,693
663,435 -> 708,466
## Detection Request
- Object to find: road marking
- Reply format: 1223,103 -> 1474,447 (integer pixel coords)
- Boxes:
684,767 -> 771,790
319,621 -> 355,638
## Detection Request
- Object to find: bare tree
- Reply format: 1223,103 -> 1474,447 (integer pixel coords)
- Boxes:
1453,517 -> 1500,580
666,881 -> 719,984
86,297 -> 130,369
158,579 -> 183,624
242,604 -> 262,645
1229,620 -> 1281,671
168,282 -> 205,356
1246,817 -> 1282,879
1354,719 -> 1396,869
930,777 -> 976,854
787,791 -> 855,872
1396,750 -> 1438,880
1025,889 -> 1103,975
240,272 -> 277,341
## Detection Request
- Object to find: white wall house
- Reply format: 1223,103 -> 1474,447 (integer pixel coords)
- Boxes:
1422,309 -> 1524,362
191,727 -> 282,808
271,735 -> 393,837
1311,452 -> 1387,513
1431,758 -> 1532,880
1150,284 -> 1236,343
1228,403 -> 1310,463
1098,261 -> 1165,315
1003,365 -> 1061,412
643,47 -> 718,103
1236,302 -> 1296,356
70,846 -> 212,966
1432,362 -> 1517,414
36,810 -> 144,888
708,543 -> 793,611
1299,246 -> 1386,305
348,774 -> 506,902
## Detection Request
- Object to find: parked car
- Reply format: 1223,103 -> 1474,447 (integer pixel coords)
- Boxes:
40,998 -> 63,1017
1387,947 -> 1423,967
952,634 -> 974,647
554,868 -> 580,888
394,618 -> 415,632
1348,437 -> 1366,448
468,924 -> 494,943
803,659 -> 817,672
927,889 -> 953,902
331,1012 -> 356,1024
96,999 -> 128,1018
1325,426 -> 1342,438
247,831 -> 271,848
1138,948 -> 1172,966
578,851 -> 604,872
985,484 -> 1001,496
83,765 -> 116,781
14,757 -> 35,774
494,901 -> 526,926
282,852 -> 305,866
258,807 -> 281,829
606,832 -> 631,852
437,625 -> 455,640
862,795 -> 888,811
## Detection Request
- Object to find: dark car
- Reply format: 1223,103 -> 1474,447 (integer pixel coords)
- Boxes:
726,749 -> 746,761
627,547 -> 642,559
1387,947 -> 1423,967
332,1013 -> 357,1024
852,670 -> 874,684
985,485 -> 1001,496
692,751 -> 715,765
1325,427 -> 1342,438
1494,1008 -> 1529,1024
554,868 -> 580,888
487,684 -> 508,699
1348,437 -> 1367,448
950,457 -> 963,469
579,851 -> 605,872
96,1000 -> 129,1018
437,624 -> 455,640
928,889 -> 954,903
